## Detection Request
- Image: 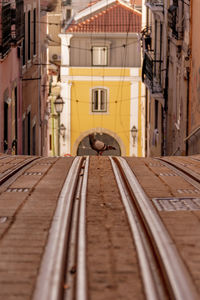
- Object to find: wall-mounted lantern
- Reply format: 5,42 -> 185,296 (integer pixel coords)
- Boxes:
54,95 -> 65,155
54,95 -> 64,114
60,123 -> 66,139
131,125 -> 138,146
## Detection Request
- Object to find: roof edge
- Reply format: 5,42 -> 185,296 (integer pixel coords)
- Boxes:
74,0 -> 135,21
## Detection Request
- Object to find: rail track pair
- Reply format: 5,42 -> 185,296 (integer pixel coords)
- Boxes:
1,154 -> 200,299
31,156 -> 199,300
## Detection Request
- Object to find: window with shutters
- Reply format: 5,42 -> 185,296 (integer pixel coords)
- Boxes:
92,46 -> 108,66
92,88 -> 107,112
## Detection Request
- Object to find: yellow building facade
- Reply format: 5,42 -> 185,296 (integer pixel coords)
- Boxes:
59,0 -> 145,156
60,66 -> 144,156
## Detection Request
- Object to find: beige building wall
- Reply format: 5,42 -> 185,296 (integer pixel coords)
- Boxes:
22,1 -> 49,156
188,0 -> 200,154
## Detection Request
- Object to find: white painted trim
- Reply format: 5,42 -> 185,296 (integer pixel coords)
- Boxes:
27,105 -> 31,113
130,81 -> 139,156
66,32 -> 139,39
32,115 -> 37,127
62,66 -> 140,71
61,75 -> 141,82
74,0 -> 132,21
61,66 -> 70,77
59,34 -> 73,66
60,82 -> 72,155
141,82 -> 146,157
90,86 -> 109,114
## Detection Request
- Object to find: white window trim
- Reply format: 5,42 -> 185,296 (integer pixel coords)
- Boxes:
90,87 -> 109,114
92,46 -> 108,66
90,40 -> 111,66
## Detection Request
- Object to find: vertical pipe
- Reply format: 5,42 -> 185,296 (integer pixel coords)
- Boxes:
38,0 -> 41,155
186,70 -> 189,155
58,113 -> 60,156
186,0 -> 193,155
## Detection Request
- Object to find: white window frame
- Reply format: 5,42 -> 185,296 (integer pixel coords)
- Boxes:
91,88 -> 107,113
92,46 -> 108,66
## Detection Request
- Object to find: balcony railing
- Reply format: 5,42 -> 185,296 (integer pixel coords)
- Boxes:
11,0 -> 24,44
142,51 -> 163,95
145,0 -> 163,12
168,4 -> 183,41
0,2 -> 11,59
62,0 -> 71,6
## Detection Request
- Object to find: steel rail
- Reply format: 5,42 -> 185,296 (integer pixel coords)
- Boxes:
0,155 -> 8,160
110,157 -> 160,300
155,157 -> 200,190
114,157 -> 199,300
0,157 -> 45,192
76,156 -> 89,300
190,157 -> 200,162
64,162 -> 84,300
33,156 -> 84,300
0,157 -> 40,185
63,157 -> 89,300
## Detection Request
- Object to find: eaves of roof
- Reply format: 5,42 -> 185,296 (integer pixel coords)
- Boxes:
66,0 -> 141,34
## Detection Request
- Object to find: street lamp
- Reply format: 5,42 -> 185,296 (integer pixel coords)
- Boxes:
54,95 -> 64,156
54,95 -> 64,114
131,125 -> 138,146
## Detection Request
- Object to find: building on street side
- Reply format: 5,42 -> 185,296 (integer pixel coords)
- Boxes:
0,0 -> 24,154
0,0 -> 56,156
59,0 -> 145,156
142,0 -> 191,157
21,0 -> 54,156
187,0 -> 200,155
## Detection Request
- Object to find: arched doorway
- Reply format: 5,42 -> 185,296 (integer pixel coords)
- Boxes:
77,133 -> 121,156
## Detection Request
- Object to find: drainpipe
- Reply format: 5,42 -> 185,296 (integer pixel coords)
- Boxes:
145,87 -> 148,157
186,69 -> 190,155
162,0 -> 169,156
163,55 -> 169,156
186,0 -> 193,155
38,0 -> 42,155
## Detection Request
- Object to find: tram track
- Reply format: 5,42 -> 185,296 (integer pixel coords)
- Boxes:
110,157 -> 199,300
0,156 -> 41,186
32,155 -> 200,300
155,157 -> 200,191
33,156 -> 88,300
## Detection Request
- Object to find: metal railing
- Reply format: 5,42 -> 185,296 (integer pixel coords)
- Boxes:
168,3 -> 183,41
146,0 -> 163,6
11,0 -> 24,44
142,51 -> 163,94
0,2 -> 11,59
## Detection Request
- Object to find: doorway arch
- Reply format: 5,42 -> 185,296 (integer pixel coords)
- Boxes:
72,128 -> 126,156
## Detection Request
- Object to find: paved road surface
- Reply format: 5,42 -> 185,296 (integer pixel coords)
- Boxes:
0,154 -> 200,299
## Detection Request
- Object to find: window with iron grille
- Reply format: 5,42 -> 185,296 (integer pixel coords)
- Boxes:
22,12 -> 26,65
28,10 -> 31,60
11,0 -> 24,43
66,9 -> 71,20
0,2 -> 11,59
92,88 -> 107,112
92,46 -> 108,66
33,8 -> 36,55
